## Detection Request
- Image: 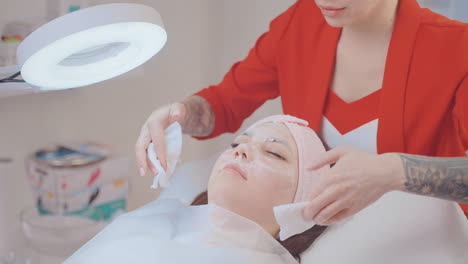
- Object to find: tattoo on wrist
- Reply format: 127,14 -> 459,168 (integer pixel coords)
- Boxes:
399,154 -> 468,204
180,96 -> 215,137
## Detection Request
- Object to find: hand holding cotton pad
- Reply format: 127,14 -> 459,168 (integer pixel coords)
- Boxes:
147,122 -> 182,189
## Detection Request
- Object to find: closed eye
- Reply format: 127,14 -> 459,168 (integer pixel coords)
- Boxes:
231,142 -> 286,160
267,151 -> 286,161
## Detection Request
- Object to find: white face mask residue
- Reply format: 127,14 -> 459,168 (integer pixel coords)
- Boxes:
207,123 -> 299,234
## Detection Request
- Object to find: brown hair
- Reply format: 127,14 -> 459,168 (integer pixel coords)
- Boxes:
191,191 -> 327,262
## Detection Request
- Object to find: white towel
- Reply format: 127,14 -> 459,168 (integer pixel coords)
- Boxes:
274,202 -> 316,241
147,122 -> 182,189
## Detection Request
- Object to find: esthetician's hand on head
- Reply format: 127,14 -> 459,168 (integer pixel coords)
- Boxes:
135,103 -> 186,177
302,146 -> 405,226
207,122 -> 299,235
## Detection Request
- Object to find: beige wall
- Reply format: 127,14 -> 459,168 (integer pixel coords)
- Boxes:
0,0 -> 294,246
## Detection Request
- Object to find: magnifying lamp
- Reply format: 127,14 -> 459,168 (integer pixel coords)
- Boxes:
0,3 -> 167,90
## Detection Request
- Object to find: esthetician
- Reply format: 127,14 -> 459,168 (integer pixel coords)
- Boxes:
136,0 -> 468,225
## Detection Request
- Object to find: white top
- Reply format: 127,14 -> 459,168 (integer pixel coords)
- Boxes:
321,116 -> 379,154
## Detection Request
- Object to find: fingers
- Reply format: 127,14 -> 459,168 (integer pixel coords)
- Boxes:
302,188 -> 352,226
146,155 -> 158,176
325,208 -> 351,225
135,103 -> 185,177
302,186 -> 336,221
313,200 -> 347,225
135,123 -> 151,176
148,122 -> 168,171
308,146 -> 350,170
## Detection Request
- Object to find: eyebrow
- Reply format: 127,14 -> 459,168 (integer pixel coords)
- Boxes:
240,132 -> 293,154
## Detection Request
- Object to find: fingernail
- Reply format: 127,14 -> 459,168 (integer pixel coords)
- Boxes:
139,168 -> 145,177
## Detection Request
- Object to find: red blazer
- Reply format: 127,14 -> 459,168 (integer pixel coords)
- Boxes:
195,0 -> 468,215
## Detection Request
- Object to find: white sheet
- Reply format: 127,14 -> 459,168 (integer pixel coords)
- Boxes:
302,191 -> 468,263
64,199 -> 297,264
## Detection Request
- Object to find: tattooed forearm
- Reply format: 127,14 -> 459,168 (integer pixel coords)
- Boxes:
398,154 -> 468,204
180,96 -> 215,137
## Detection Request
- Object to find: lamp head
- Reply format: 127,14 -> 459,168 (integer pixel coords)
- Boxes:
16,3 -> 167,90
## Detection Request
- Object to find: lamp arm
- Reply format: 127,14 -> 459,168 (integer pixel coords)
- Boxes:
0,72 -> 25,83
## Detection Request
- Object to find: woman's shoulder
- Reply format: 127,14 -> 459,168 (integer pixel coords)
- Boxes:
417,8 -> 468,66
419,7 -> 468,30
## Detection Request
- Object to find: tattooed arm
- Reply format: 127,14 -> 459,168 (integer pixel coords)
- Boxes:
398,154 -> 468,204
179,96 -> 215,138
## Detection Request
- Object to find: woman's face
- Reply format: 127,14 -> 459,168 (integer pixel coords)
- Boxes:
315,0 -> 393,27
207,123 -> 299,234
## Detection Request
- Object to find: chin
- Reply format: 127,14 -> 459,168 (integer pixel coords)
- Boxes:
323,17 -> 348,28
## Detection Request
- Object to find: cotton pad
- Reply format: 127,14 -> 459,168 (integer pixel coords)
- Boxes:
274,202 -> 316,241
147,122 -> 182,189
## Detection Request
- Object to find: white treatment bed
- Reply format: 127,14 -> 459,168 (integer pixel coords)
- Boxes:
159,153 -> 468,264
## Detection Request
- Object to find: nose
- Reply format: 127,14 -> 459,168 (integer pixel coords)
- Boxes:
234,143 -> 251,161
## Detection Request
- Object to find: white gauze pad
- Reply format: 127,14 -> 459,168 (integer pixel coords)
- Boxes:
274,202 -> 316,241
147,122 -> 182,189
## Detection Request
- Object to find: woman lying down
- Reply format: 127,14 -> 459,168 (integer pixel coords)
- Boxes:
64,115 -> 329,264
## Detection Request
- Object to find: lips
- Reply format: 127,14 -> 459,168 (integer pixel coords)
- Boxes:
223,163 -> 247,180
318,6 -> 346,17
320,6 -> 345,10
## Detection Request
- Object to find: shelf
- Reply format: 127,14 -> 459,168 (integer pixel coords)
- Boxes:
0,65 -> 38,99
